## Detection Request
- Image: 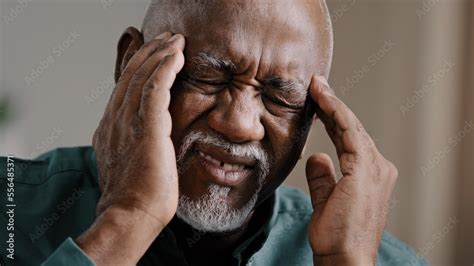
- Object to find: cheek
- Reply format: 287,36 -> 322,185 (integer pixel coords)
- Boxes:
169,88 -> 216,145
263,115 -> 311,181
264,112 -> 306,156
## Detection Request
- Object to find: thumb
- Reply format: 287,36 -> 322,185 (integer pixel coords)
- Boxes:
305,153 -> 337,219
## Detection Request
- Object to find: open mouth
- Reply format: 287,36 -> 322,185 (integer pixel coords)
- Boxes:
193,144 -> 256,186
197,150 -> 248,171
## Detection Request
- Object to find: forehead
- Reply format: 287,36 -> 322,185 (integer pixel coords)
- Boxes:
171,1 -> 328,85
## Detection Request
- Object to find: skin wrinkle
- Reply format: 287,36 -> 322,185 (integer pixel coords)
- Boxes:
187,52 -> 308,108
192,52 -> 237,72
82,0 -> 413,263
175,130 -> 269,232
142,0 -> 332,75
87,1 -> 402,263
263,77 -> 308,108
133,0 -> 333,256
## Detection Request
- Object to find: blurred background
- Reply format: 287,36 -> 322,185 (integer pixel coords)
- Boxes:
0,0 -> 472,265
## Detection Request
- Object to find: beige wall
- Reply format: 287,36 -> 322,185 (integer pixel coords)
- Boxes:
453,3 -> 474,264
286,1 -> 473,265
1,1 -> 472,265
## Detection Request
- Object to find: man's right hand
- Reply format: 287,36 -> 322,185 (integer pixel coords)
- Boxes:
76,31 -> 185,265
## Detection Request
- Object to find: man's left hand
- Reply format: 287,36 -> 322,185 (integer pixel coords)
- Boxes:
305,76 -> 398,265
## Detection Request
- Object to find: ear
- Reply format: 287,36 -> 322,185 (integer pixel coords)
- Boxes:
115,27 -> 144,83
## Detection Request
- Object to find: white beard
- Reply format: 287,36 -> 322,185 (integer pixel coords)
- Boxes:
176,184 -> 261,232
176,131 -> 269,233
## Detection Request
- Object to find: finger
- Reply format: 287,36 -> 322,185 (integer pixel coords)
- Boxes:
305,153 -> 337,219
108,32 -> 173,113
138,52 -> 185,128
121,34 -> 185,116
309,76 -> 375,157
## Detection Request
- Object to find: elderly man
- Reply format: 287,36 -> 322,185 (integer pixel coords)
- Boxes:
0,0 -> 424,265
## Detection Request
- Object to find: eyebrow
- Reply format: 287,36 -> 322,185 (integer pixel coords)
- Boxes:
188,53 -> 307,97
190,52 -> 237,72
263,76 -> 308,105
263,77 -> 306,93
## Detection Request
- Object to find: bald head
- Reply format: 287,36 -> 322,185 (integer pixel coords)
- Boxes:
141,0 -> 333,76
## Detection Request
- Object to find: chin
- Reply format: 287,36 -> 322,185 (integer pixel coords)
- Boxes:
176,183 -> 259,233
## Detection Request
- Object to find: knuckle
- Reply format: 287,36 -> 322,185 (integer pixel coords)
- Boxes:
171,33 -> 185,41
142,40 -> 160,52
162,45 -> 182,57
111,119 -> 122,135
387,161 -> 399,180
380,159 -> 398,182
157,40 -> 173,51
142,81 -> 157,93
111,110 -> 126,126
130,68 -> 149,85
165,34 -> 185,46
373,164 -> 382,182
115,108 -> 130,123
348,152 -> 362,164
120,67 -> 135,80
123,88 -> 133,99
356,121 -> 365,133
171,46 -> 183,55
130,119 -> 144,138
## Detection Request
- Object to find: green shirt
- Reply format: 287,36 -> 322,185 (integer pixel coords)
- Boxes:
0,147 -> 425,266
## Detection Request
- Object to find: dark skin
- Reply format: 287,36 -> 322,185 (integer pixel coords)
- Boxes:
163,2 -> 323,263
166,0 -> 325,214
76,1 -> 398,265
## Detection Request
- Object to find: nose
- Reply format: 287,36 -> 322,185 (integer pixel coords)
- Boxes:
207,88 -> 265,143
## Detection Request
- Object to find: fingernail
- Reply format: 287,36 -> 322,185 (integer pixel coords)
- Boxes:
155,32 -> 170,40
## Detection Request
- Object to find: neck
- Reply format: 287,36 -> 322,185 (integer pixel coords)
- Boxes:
173,211 -> 253,254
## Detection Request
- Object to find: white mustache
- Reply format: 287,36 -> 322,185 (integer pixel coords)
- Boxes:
177,131 -> 271,180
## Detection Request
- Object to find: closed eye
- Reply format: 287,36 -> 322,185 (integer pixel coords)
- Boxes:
180,71 -> 228,94
262,93 -> 305,110
261,84 -> 307,110
182,71 -> 230,86
261,77 -> 307,109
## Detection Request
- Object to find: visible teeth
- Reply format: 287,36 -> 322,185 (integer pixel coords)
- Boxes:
199,151 -> 245,171
199,151 -> 220,165
222,162 -> 245,171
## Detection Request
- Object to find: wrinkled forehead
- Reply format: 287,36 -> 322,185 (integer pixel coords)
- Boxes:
144,0 -> 331,83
